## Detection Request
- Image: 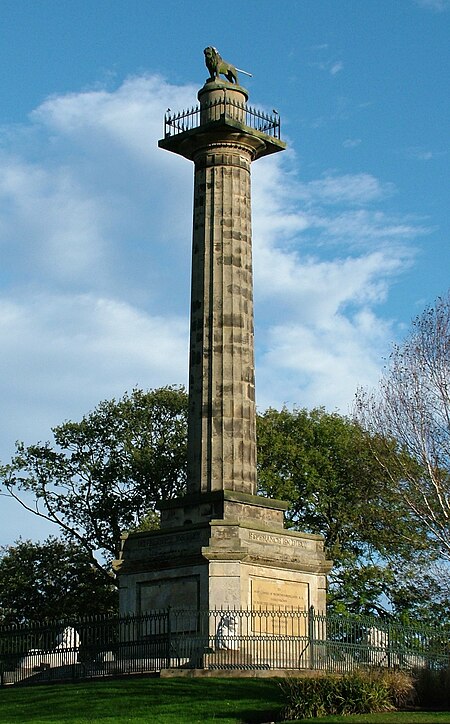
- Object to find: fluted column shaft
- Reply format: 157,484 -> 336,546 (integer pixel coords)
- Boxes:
187,141 -> 256,495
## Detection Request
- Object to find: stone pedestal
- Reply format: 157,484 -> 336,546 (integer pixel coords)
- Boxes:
116,495 -> 331,614
115,76 -> 332,617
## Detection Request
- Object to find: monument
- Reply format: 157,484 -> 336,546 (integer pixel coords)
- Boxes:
115,48 -> 332,615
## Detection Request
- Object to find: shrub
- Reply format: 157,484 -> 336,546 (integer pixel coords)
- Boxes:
280,669 -> 414,720
414,666 -> 450,708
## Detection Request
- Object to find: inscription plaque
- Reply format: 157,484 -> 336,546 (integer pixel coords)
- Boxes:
139,575 -> 199,630
250,577 -> 308,635
137,529 -> 203,552
248,531 -> 308,548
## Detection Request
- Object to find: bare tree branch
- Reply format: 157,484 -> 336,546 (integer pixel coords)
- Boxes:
356,292 -> 450,560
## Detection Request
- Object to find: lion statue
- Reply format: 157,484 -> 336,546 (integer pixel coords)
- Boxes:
204,46 -> 239,84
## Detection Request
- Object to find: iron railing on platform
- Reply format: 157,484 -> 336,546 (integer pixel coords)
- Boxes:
1,608 -> 449,685
164,98 -> 281,139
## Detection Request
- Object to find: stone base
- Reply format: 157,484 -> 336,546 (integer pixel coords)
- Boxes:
114,494 -> 332,614
159,489 -> 287,529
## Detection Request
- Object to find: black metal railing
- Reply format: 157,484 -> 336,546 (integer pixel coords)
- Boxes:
164,98 -> 281,139
1,608 -> 449,686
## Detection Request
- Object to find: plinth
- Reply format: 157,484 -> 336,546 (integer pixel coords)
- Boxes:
115,79 -> 332,615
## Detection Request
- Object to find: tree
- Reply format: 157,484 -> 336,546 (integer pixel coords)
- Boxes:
0,538 -> 117,624
355,293 -> 450,563
1,384 -> 438,617
0,387 -> 188,584
388,561 -> 450,627
257,406 -> 431,615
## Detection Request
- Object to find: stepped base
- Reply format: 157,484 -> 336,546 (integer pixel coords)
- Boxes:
114,493 -> 331,615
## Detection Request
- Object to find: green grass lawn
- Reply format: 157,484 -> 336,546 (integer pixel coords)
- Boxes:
0,676 -> 283,724
287,715 -> 450,724
1,676 -> 450,724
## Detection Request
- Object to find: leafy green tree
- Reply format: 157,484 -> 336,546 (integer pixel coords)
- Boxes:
257,406 -> 431,615
0,387 -> 188,584
0,538 -> 117,624
1,385 -> 438,618
387,561 -> 450,627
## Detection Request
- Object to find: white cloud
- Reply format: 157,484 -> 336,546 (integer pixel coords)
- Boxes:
308,57 -> 344,76
330,62 -> 344,75
250,155 -> 424,413
414,0 -> 449,10
0,292 -> 187,449
31,75 -> 197,163
256,309 -> 391,413
314,210 -> 425,245
0,75 -> 197,470
404,146 -> 445,161
0,76 -> 195,303
0,156 -> 110,283
343,138 -> 362,148
299,174 -> 394,205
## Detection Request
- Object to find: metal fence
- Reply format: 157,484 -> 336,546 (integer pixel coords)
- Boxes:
164,98 -> 281,139
1,608 -> 449,685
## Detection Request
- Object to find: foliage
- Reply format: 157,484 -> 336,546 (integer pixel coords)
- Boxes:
0,384 -> 440,618
280,670 -> 414,721
356,293 -> 450,562
257,406 -> 430,615
414,667 -> 450,709
0,387 -> 187,583
0,538 -> 117,625
387,562 -> 450,627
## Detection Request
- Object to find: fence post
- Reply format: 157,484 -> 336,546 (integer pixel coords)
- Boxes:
387,622 -> 392,670
308,606 -> 315,669
166,607 -> 171,670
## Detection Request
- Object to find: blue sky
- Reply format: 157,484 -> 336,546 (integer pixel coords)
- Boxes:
0,0 -> 448,545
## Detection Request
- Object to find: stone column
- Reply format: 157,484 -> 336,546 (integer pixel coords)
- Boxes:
158,79 -> 286,514
187,86 -> 256,495
114,74 -> 333,618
